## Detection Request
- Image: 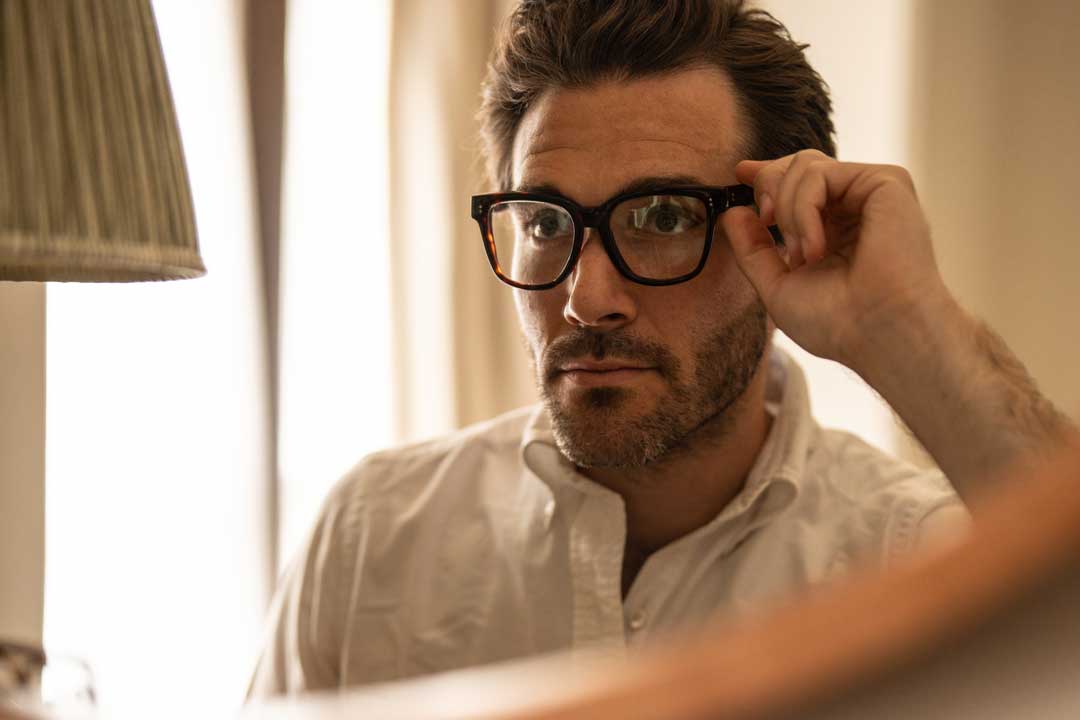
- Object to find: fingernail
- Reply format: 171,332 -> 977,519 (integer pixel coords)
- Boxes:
758,193 -> 773,221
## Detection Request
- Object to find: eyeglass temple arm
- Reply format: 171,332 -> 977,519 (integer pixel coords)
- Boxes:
726,185 -> 784,247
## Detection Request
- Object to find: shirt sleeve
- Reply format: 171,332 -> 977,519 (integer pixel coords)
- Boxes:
881,471 -> 971,563
915,502 -> 973,553
245,481 -> 355,699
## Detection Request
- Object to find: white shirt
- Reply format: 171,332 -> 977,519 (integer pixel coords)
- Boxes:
247,349 -> 968,697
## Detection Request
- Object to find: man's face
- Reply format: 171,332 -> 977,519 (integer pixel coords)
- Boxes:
511,67 -> 769,469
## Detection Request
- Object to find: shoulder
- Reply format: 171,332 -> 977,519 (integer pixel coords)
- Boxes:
317,404 -> 539,527
800,426 -> 967,561
808,427 -> 954,501
254,406 -> 543,692
284,403 -> 541,603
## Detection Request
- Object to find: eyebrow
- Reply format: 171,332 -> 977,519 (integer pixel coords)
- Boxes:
514,174 -> 707,203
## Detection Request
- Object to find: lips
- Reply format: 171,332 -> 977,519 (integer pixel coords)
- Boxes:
555,359 -> 656,388
559,360 -> 652,373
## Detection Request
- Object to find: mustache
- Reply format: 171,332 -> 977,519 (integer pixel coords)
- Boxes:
542,328 -> 680,382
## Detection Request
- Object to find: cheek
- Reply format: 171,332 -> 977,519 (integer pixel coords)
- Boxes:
513,289 -> 562,355
666,271 -> 757,360
701,241 -> 758,307
694,281 -> 756,334
704,237 -> 745,282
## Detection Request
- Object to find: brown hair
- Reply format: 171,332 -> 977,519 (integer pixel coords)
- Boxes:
478,0 -> 836,190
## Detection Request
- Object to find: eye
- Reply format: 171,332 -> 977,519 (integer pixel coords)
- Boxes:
627,196 -> 703,235
525,208 -> 572,240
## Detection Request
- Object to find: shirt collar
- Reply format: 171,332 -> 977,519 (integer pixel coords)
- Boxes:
520,345 -> 815,525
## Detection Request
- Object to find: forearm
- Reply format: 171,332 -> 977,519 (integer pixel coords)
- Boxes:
852,290 -> 1075,503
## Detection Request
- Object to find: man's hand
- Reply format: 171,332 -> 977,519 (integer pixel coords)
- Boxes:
722,150 -> 1074,504
721,150 -> 949,369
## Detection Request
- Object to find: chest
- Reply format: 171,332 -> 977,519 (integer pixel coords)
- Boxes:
338,494 -> 854,686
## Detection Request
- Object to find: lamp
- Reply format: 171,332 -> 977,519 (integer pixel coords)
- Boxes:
0,0 -> 205,282
1,1 -> 202,713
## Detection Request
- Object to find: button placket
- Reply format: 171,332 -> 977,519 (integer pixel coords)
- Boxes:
543,498 -> 556,529
569,493 -> 628,651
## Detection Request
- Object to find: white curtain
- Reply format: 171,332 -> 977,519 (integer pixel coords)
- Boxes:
277,0 -> 538,569
275,0 -> 396,568
44,1 -> 272,717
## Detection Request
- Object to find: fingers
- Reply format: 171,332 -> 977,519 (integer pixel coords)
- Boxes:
721,206 -> 787,302
776,151 -> 821,266
793,170 -> 828,263
734,159 -> 772,188
735,158 -> 788,226
737,152 -> 869,268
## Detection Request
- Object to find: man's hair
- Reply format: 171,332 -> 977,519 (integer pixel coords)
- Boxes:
478,0 -> 837,190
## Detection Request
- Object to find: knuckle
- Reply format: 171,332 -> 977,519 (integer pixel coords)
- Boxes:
801,162 -> 831,190
754,170 -> 781,196
796,149 -> 829,165
883,165 -> 916,190
788,151 -> 815,173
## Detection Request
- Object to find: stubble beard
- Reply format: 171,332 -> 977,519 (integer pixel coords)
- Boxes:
538,300 -> 770,470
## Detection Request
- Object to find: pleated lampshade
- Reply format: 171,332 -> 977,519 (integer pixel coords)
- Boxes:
0,0 -> 205,282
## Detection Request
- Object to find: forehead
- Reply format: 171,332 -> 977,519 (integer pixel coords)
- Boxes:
511,66 -> 745,204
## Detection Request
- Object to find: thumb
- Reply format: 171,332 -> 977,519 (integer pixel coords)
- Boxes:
721,206 -> 787,301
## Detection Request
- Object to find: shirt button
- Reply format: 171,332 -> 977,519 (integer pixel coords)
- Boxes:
628,611 -> 647,631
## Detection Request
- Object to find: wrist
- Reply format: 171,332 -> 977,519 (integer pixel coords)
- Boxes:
842,280 -> 967,387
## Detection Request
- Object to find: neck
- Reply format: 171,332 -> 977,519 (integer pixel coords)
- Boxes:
581,354 -> 773,589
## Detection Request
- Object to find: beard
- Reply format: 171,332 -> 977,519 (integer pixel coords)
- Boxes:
538,300 -> 769,470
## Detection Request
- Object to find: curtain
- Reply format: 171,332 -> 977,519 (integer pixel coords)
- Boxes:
388,0 -> 536,442
274,1 -> 397,566
273,0 -> 537,570
43,1 -> 272,716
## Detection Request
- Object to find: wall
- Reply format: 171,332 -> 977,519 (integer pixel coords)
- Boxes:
0,283 -> 44,646
909,0 -> 1080,425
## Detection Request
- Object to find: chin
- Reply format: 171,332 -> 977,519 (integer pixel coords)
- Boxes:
571,385 -> 632,410
546,387 -> 672,468
554,383 -> 658,420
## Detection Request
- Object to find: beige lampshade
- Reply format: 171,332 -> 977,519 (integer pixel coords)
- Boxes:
0,0 -> 205,282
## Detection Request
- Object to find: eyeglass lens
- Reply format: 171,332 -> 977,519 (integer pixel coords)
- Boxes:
489,194 -> 709,286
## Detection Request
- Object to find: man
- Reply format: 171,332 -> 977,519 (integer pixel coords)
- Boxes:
247,0 -> 1072,696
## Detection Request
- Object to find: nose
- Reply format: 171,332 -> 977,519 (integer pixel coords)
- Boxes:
563,229 -> 637,331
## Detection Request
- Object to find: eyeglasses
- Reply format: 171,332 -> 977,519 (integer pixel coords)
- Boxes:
470,184 -> 757,290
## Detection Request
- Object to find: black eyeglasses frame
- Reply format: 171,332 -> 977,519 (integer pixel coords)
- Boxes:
470,184 -> 758,291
